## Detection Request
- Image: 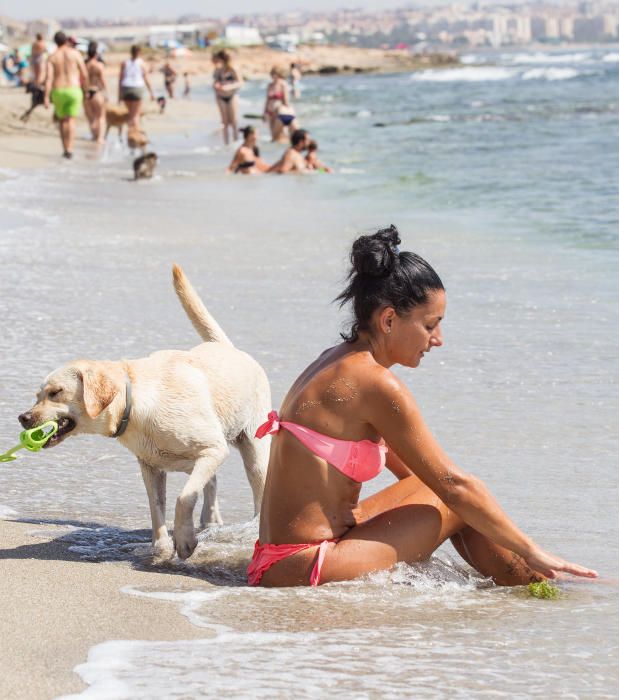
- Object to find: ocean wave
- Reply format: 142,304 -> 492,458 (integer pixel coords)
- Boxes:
521,67 -> 583,81
0,504 -> 17,520
602,52 -> 619,63
412,66 -> 517,82
505,51 -> 592,65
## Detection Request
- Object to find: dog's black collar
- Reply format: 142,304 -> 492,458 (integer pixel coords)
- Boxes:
112,375 -> 132,438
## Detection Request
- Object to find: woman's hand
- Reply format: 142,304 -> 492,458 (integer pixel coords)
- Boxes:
525,546 -> 598,579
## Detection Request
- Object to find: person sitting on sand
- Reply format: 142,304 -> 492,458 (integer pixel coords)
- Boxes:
247,225 -> 598,588
263,66 -> 290,142
305,140 -> 332,173
84,41 -> 107,144
268,129 -> 310,174
226,126 -> 270,175
44,31 -> 89,159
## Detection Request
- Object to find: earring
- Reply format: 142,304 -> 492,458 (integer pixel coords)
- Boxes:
387,327 -> 391,334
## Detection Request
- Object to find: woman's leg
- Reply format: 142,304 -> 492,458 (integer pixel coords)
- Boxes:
83,97 -> 94,137
260,477 -> 543,587
221,102 -> 235,145
125,99 -> 140,130
228,96 -> 239,142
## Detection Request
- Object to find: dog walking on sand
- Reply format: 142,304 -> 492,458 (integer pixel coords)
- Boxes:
19,266 -> 271,561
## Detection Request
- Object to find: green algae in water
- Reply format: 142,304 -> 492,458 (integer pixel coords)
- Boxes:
528,581 -> 560,599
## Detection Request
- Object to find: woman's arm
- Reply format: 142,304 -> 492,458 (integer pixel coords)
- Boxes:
226,147 -> 242,174
141,63 -> 154,99
365,370 -> 597,579
118,61 -> 124,102
43,59 -> 54,108
99,63 -> 108,93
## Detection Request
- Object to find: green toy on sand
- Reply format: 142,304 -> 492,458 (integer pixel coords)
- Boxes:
0,421 -> 58,463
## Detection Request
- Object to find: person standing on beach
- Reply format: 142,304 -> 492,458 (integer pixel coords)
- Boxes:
30,33 -> 47,85
263,66 -> 290,141
268,128 -> 310,174
289,62 -> 302,99
118,45 -> 154,131
161,60 -> 177,98
212,50 -> 242,145
84,41 -> 107,144
44,31 -> 88,159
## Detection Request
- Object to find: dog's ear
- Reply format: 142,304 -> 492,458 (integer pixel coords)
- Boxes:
80,368 -> 120,419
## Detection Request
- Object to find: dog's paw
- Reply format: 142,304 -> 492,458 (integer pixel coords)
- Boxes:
173,524 -> 198,560
153,536 -> 175,560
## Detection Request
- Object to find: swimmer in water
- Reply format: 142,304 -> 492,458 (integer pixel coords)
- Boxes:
305,140 -> 332,173
226,126 -> 270,175
248,225 -> 598,588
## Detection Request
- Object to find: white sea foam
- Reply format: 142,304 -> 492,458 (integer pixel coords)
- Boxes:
505,51 -> 592,65
0,504 -> 17,520
602,52 -> 619,63
412,66 -> 517,82
356,109 -> 372,118
521,67 -> 582,81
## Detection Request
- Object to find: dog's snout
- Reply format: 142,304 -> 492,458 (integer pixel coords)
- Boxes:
18,412 -> 33,428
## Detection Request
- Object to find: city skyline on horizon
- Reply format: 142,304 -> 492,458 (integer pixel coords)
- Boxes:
2,0 -> 585,22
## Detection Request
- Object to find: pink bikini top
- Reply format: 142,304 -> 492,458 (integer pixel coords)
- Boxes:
255,410 -> 387,483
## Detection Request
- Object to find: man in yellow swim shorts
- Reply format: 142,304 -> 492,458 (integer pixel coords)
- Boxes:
44,31 -> 88,158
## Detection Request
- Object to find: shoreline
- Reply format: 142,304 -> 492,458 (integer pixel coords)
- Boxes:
0,518 -> 212,700
0,44 -> 459,171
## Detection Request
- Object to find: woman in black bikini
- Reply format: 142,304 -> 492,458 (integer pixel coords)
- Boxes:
227,126 -> 270,175
84,41 -> 107,144
212,50 -> 242,145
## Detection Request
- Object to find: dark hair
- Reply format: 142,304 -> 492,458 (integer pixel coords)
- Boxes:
336,225 -> 444,343
54,31 -> 67,47
307,140 -> 318,152
130,44 -> 141,59
291,129 -> 308,147
87,41 -> 98,59
213,49 -> 231,66
241,125 -> 255,140
36,33 -> 43,40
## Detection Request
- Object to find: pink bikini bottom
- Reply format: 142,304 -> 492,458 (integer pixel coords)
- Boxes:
247,539 -> 337,587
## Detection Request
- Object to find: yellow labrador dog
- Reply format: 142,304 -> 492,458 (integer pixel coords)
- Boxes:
18,265 -> 271,560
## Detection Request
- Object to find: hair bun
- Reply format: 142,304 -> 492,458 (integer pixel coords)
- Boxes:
350,225 -> 401,278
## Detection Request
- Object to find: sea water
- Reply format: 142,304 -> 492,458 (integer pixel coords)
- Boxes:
1,48 -> 618,698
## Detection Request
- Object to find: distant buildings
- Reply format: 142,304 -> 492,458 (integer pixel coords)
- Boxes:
1,1 -> 619,51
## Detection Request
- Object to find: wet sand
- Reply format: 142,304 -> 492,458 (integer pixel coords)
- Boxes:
0,81 -> 216,169
0,519 -> 212,699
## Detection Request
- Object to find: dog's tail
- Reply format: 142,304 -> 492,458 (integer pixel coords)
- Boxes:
172,264 -> 233,346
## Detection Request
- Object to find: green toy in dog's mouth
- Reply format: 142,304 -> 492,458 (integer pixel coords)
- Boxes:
0,420 -> 60,462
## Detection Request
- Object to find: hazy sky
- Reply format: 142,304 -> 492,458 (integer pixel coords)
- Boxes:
3,0 -> 434,21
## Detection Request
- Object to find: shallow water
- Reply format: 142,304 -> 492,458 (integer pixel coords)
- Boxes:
1,48 -> 618,697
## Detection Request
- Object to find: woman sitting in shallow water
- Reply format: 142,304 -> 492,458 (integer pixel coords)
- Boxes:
248,226 -> 598,587
227,126 -> 269,175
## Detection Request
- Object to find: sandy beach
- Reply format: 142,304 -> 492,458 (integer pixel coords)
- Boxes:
0,518 -> 214,699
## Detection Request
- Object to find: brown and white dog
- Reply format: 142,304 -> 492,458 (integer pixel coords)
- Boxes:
18,266 -> 271,560
105,105 -> 130,139
127,126 -> 148,150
